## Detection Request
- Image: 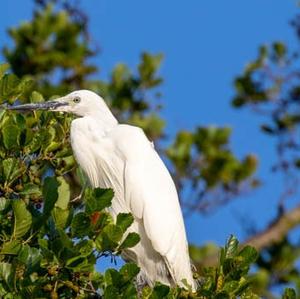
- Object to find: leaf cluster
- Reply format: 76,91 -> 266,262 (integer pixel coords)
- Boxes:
166,127 -> 258,212
0,172 -> 142,298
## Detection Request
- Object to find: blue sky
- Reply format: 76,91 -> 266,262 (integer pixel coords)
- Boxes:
1,1 -> 299,248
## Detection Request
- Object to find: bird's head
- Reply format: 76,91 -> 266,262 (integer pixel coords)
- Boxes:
7,90 -> 113,118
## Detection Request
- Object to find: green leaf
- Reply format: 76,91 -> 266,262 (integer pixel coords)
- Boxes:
0,74 -> 32,103
138,52 -> 163,88
118,232 -> 140,250
55,176 -> 70,209
76,239 -> 94,257
104,285 -> 119,299
2,121 -> 20,150
0,197 -> 9,211
273,42 -> 286,59
45,141 -> 61,153
214,292 -> 230,299
223,280 -> 239,293
17,245 -> 42,270
30,91 -> 44,103
0,63 -> 9,80
95,225 -> 123,252
12,200 -> 32,239
85,188 -> 114,214
225,235 -> 239,258
65,256 -> 90,271
52,207 -> 70,229
2,158 -> 23,184
282,288 -> 296,299
26,130 -> 43,153
116,213 -> 134,233
0,74 -> 20,101
1,240 -> 21,255
238,246 -> 258,264
37,239 -> 53,261
0,263 -> 13,289
19,183 -> 41,197
104,268 -> 122,287
71,212 -> 91,238
92,211 -> 111,230
52,177 -> 70,228
42,176 -> 59,216
76,167 -> 88,187
150,284 -> 170,299
56,229 -> 73,249
104,224 -> 123,243
119,263 -> 139,282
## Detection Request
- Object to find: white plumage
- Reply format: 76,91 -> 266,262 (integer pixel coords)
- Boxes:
11,90 -> 196,290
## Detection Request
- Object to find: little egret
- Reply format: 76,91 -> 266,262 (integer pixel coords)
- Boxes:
9,90 -> 196,290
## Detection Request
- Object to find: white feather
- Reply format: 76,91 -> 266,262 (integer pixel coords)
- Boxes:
66,90 -> 195,290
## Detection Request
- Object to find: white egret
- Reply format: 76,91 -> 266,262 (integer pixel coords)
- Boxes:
9,90 -> 196,290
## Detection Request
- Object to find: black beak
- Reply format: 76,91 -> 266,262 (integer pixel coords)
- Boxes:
6,100 -> 69,112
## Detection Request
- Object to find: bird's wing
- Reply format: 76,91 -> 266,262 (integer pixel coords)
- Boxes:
116,125 -> 193,286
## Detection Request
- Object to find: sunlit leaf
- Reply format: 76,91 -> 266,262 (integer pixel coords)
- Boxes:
52,207 -> 70,229
116,213 -> 134,233
0,262 -> 13,289
12,200 -> 32,239
2,120 -> 20,150
0,63 -> 9,80
17,245 -> 42,270
1,240 -> 21,255
2,158 -> 23,184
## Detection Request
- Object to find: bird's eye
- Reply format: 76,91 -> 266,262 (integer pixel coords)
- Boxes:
73,96 -> 81,104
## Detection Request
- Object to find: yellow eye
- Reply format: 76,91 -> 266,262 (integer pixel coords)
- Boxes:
73,96 -> 81,103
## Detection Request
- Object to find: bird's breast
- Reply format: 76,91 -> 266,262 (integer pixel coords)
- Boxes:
70,118 -> 127,215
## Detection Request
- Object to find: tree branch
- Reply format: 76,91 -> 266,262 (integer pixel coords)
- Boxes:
244,204 -> 300,250
197,204 -> 300,267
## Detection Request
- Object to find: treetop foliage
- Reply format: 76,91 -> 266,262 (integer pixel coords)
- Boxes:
0,0 -> 299,297
0,57 -> 261,298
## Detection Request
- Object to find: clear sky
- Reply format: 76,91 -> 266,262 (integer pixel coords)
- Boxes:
0,1 -> 299,249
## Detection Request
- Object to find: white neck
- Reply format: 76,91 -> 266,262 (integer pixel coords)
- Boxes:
87,108 -> 118,135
